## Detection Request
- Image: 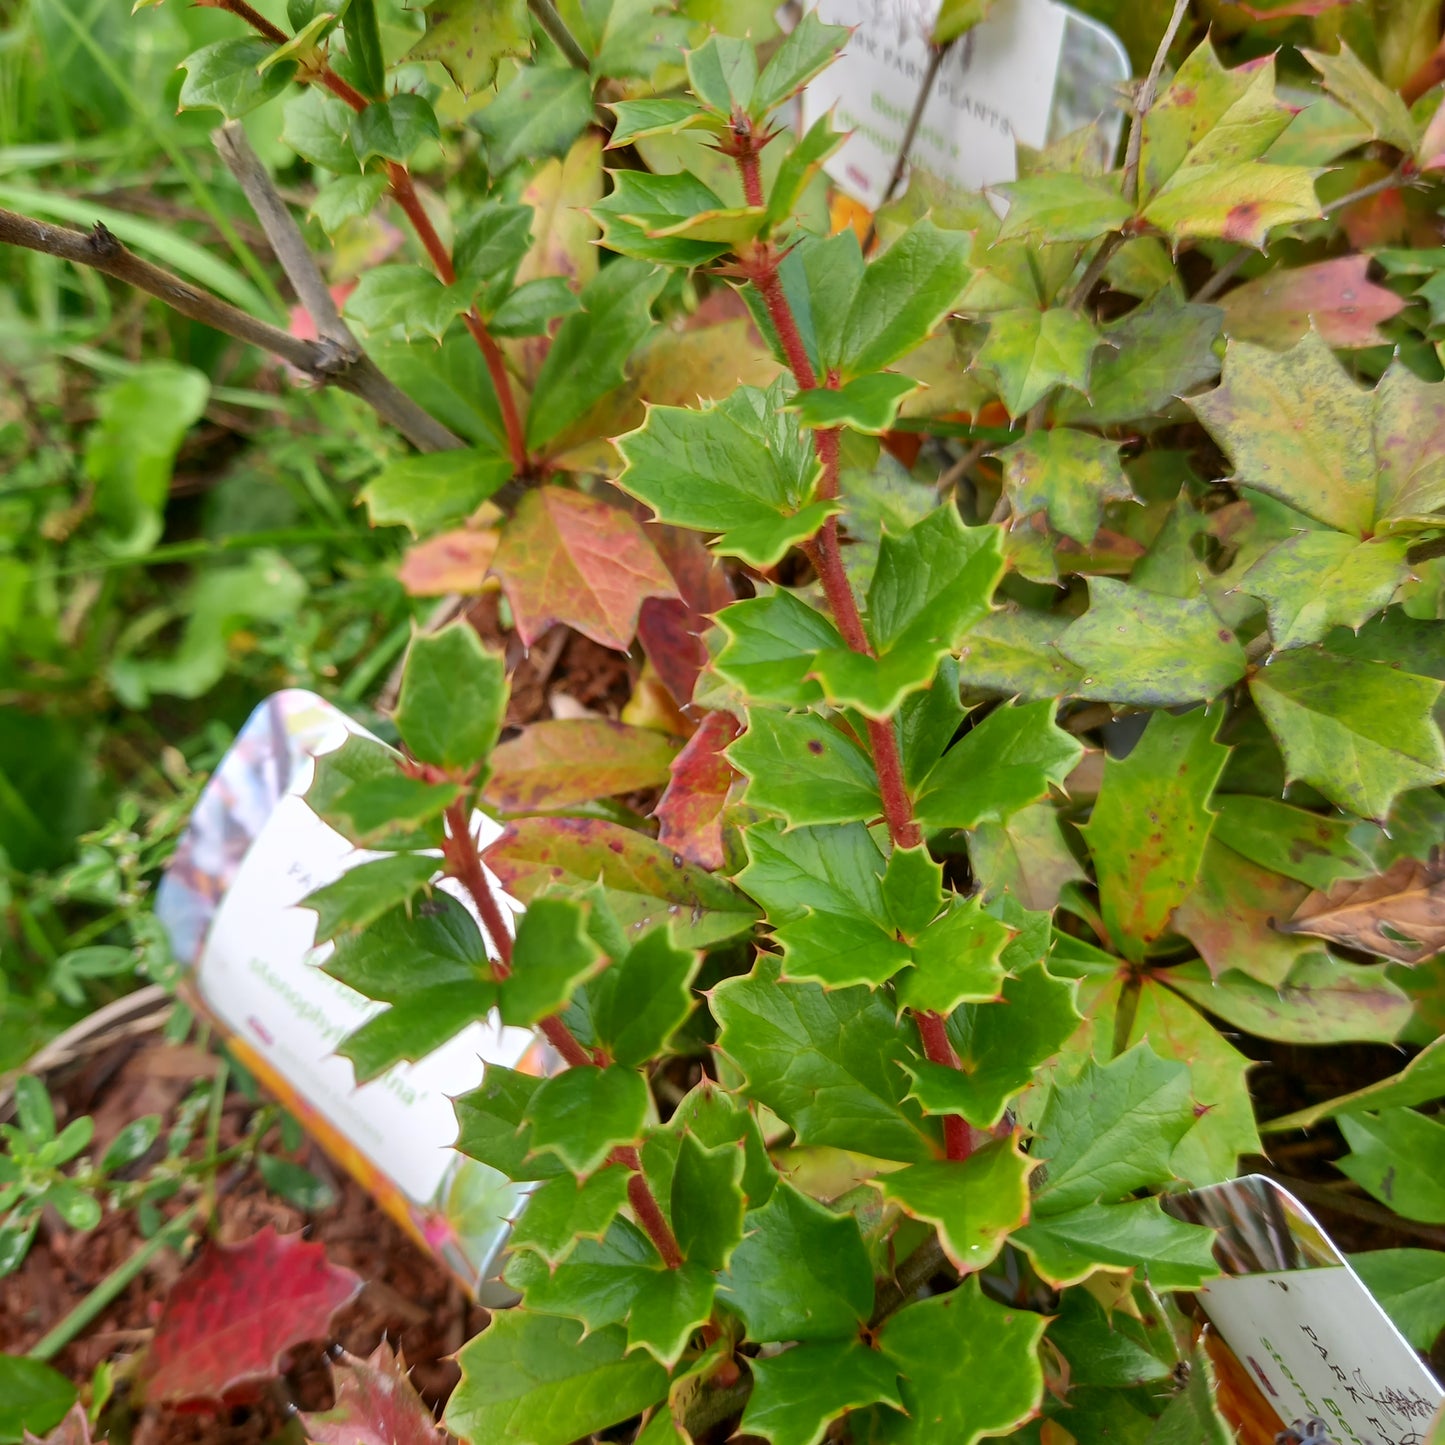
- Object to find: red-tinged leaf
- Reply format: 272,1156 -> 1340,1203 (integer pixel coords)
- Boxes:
1235,0 -> 1353,16
654,710 -> 740,870
636,521 -> 737,705
1339,177 -> 1408,248
300,1342 -> 446,1445
24,1404 -> 93,1445
146,1227 -> 362,1405
491,487 -> 677,651
1422,101 -> 1445,171
1281,852 -> 1445,964
484,816 -> 756,947
485,720 -> 680,812
1220,255 -> 1406,348
397,528 -> 499,596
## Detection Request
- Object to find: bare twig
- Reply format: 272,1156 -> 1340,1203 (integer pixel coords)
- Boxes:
212,121 -> 353,351
1068,229 -> 1127,307
0,206 -> 462,453
1121,0 -> 1192,203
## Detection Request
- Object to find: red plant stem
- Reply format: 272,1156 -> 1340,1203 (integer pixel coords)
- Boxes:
615,1146 -> 683,1267
739,148 -> 765,209
751,258 -> 816,388
539,1016 -> 595,1068
444,803 -> 515,973
914,1012 -> 978,1161
210,0 -> 529,474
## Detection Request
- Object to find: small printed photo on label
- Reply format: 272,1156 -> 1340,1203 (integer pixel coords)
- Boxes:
793,0 -> 1129,208
1168,1175 -> 1443,1445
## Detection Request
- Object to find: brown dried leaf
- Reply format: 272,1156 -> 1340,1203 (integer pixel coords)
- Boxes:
1282,851 -> 1445,963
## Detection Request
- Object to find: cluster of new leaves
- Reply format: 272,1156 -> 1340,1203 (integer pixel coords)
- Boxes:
149,0 -> 1445,1441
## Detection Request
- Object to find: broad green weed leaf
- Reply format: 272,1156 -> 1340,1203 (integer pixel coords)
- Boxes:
498,896 -> 606,1027
790,374 -> 920,434
872,1137 -> 1034,1272
0,1356 -> 77,1441
1249,647 -> 1445,818
525,1065 -> 650,1175
712,956 -> 936,1162
994,173 -> 1133,245
1082,706 -> 1228,962
1058,579 -> 1246,705
445,1313 -> 667,1445
396,621 -> 507,772
1338,1109 -> 1445,1222
361,450 -> 512,535
997,429 -> 1134,545
1347,1251 -> 1445,1351
729,709 -> 881,826
404,0 -> 528,94
742,1340 -> 904,1445
975,307 -> 1099,417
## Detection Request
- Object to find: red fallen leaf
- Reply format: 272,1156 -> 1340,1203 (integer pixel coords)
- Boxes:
654,710 -> 740,871
485,719 -> 680,812
1221,256 -> 1405,349
397,528 -> 499,596
146,1227 -> 362,1405
24,1404 -> 94,1445
300,1342 -> 447,1445
490,487 -> 677,652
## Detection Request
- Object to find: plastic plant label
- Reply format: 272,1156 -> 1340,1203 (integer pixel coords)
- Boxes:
798,0 -> 1128,208
156,690 -> 546,1297
1170,1175 -> 1443,1445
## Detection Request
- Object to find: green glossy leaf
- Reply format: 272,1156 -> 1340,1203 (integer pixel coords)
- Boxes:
773,908 -> 909,990
489,277 -> 583,336
307,734 -> 434,850
751,11 -> 848,114
712,956 -> 935,1163
714,590 -> 844,707
894,895 -> 1012,1016
310,173 -> 390,233
616,381 -> 832,567
670,1131 -> 745,1270
178,39 -> 294,117
475,65 -> 592,171
1349,1250 -> 1445,1350
729,709 -> 881,827
903,963 -> 1080,1128
340,978 -> 497,1081
1242,532 -> 1410,649
1033,1044 -> 1195,1212
1265,1036 -> 1445,1133
283,87 -> 359,172
344,265 -> 475,342
994,173 -> 1132,245
878,1279 -> 1045,1445
1373,362 -> 1445,528
914,700 -> 1082,832
361,450 -> 512,536
453,203 -> 533,291
882,844 -> 944,940
508,1167 -> 632,1266
592,170 -> 735,266
302,854 -> 438,940
766,111 -> 841,228
1338,1109 -> 1445,1222
453,1066 -> 567,1181
738,819 -> 890,928
525,1065 -> 650,1175
445,1313 -> 667,1445
625,1260 -> 716,1364
1142,162 -> 1321,248
1016,1197 -> 1219,1289
1058,579 -> 1246,705
686,32 -> 756,114
720,1181 -> 874,1340
1249,647 -> 1445,818
396,621 -> 508,773
1210,796 -> 1370,892
975,307 -> 1099,417
608,98 -> 715,148
591,924 -> 700,1067
1305,43 -> 1418,152
872,1138 -> 1034,1272
0,1355 -> 77,1442
1084,707 -> 1228,962
742,1340 -> 904,1445
325,891 -> 488,1001
791,374 -> 919,435
404,0 -> 528,94
350,94 -> 440,167
997,429 -> 1134,545
668,1082 -> 777,1209
498,896 -> 606,1028
969,802 -> 1087,914
955,609 -> 1083,699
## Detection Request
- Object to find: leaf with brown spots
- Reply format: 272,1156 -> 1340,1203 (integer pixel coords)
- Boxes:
403,0 -> 528,94
397,527 -> 499,596
654,710 -> 740,870
490,487 -> 677,652
146,1227 -> 362,1405
301,1342 -> 447,1445
1281,851 -> 1445,963
484,720 -> 680,813
1220,255 -> 1406,348
1141,161 -> 1322,248
484,816 -> 756,948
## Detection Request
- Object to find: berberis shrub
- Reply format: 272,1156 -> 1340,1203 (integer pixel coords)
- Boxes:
48,0 -> 1445,1437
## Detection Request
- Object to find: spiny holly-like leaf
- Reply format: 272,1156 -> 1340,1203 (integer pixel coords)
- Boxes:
955,609 -> 1083,700
490,487 -> 676,652
178,39 -> 294,117
790,374 -> 920,435
969,801 -> 1087,913
812,511 -> 1005,719
607,98 -> 716,149
524,1064 -> 650,1175
498,895 -> 606,1028
751,10 -> 849,114
307,734 -> 447,851
1220,255 -> 1406,349
615,382 -> 833,567
893,895 -> 1012,1016
444,1313 -> 668,1445
349,96 -> 440,168
1141,161 -> 1321,248
147,1228 -> 362,1404
879,1279 -> 1046,1445
361,450 -> 513,536
473,66 -> 592,172
1211,794 -> 1370,893
300,1342 -> 444,1445
994,173 -> 1133,245
453,1066 -> 568,1181
729,709 -> 882,827
485,817 -> 757,948
403,0 -> 528,94
1280,853 -> 1445,964
396,621 -> 507,773
592,171 -> 736,267
590,923 -> 701,1067
654,710 -> 738,870
719,1180 -> 874,1341
343,266 -> 475,343
883,844 -> 944,940
1304,43 -> 1418,153
508,1167 -> 632,1266
670,1131 -> 745,1271
872,1137 -> 1034,1273
975,307 -> 1099,417
1015,1197 -> 1219,1289
712,955 -> 935,1163
904,963 -> 1080,1128
1370,363 -> 1445,529
302,854 -> 439,941
486,721 -> 680,813
1249,646 -> 1445,818
685,31 -> 756,114
1083,707 -> 1228,962
715,590 -> 844,707
1058,578 -> 1247,705
996,429 -> 1134,545
913,700 -> 1082,832
741,1340 -> 904,1445
1350,1251 -> 1445,1351
1337,1109 -> 1445,1223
